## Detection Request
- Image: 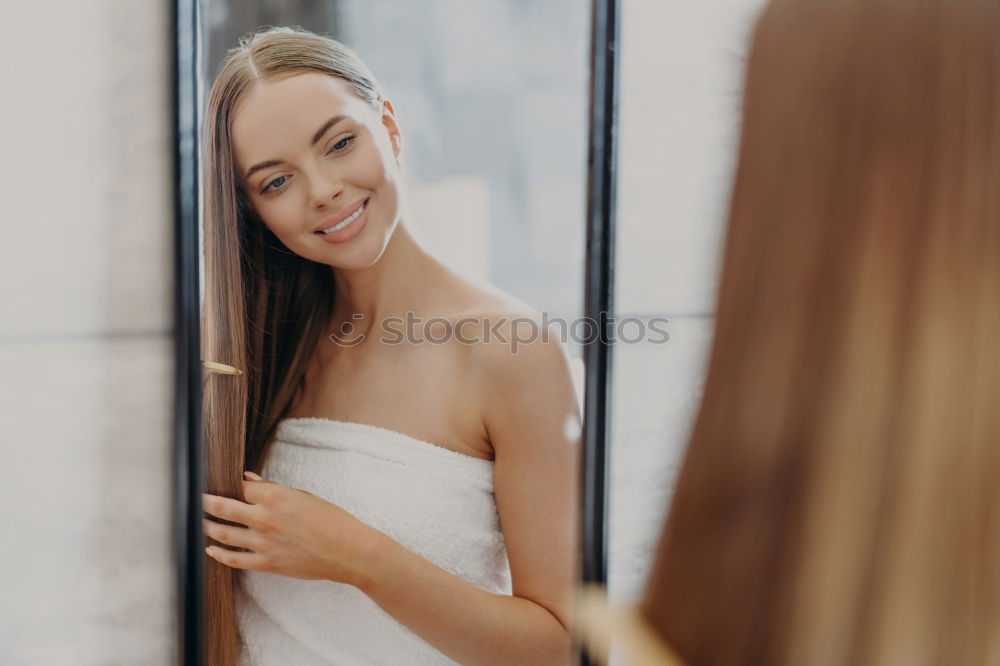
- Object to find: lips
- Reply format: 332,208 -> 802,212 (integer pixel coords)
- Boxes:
313,198 -> 369,234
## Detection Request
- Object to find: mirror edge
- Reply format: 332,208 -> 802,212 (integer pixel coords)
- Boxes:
579,0 -> 621,664
174,0 -> 206,664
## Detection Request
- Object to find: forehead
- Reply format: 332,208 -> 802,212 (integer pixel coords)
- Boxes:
230,72 -> 371,172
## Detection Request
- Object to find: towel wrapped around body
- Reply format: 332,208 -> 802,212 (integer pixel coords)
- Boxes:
236,417 -> 512,666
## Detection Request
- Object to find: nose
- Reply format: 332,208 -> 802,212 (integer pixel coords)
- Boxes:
306,167 -> 344,210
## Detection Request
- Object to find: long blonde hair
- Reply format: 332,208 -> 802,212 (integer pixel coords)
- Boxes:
200,26 -> 387,666
641,0 -> 1000,664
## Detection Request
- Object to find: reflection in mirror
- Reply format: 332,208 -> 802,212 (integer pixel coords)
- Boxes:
196,3 -> 589,664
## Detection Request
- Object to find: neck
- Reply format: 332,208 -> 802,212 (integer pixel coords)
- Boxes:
329,220 -> 440,332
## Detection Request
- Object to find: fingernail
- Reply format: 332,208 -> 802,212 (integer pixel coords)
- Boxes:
205,546 -> 214,556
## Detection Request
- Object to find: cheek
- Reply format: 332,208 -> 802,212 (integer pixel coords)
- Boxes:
351,143 -> 396,189
251,142 -> 398,237
258,199 -> 305,238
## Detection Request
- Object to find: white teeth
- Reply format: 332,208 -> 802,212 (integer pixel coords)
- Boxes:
319,202 -> 365,234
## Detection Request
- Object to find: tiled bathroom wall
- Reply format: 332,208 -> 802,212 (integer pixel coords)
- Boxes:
1,2 -> 176,664
608,0 -> 770,613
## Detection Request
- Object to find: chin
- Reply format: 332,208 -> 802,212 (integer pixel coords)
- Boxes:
328,229 -> 391,270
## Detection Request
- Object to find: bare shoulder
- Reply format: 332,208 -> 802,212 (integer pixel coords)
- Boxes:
446,297 -> 569,375
427,270 -> 578,419
431,272 -> 549,350
463,310 -> 571,375
455,308 -> 579,438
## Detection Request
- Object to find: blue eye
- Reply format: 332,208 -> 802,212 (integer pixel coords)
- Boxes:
261,175 -> 288,195
258,136 -> 357,198
328,135 -> 357,153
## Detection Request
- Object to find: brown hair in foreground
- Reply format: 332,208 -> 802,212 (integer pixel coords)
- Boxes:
640,0 -> 1000,664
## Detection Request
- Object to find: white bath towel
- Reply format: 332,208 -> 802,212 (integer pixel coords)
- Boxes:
235,417 -> 512,666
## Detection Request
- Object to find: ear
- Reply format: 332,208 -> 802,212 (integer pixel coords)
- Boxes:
380,99 -> 402,158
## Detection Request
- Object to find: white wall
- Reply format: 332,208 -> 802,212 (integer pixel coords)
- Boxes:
0,2 -> 176,664
609,0 -> 769,611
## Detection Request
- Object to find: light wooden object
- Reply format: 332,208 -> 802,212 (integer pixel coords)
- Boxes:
201,360 -> 243,376
573,584 -> 686,666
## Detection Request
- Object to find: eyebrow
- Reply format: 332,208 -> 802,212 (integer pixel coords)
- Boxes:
243,114 -> 349,181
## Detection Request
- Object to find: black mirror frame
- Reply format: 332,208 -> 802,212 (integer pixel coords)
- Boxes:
172,0 -> 619,663
579,0 -> 620,664
173,0 -> 205,663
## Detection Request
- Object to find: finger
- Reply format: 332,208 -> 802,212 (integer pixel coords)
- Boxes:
202,493 -> 255,525
244,471 -> 264,481
205,545 -> 267,571
241,478 -> 285,505
203,517 -> 258,550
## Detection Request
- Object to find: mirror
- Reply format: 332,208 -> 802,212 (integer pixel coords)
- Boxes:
176,0 -> 615,663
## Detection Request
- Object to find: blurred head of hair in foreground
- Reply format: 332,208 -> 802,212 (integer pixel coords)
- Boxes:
641,0 -> 1000,664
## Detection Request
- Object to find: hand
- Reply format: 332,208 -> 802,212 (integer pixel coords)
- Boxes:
202,471 -> 375,587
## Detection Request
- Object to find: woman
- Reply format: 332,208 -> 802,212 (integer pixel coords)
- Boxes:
638,0 -> 1000,664
200,27 -> 579,666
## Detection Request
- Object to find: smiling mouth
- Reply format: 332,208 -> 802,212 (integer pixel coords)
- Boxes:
316,200 -> 367,234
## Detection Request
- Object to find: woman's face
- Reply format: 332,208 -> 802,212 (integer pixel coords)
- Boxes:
230,71 -> 403,268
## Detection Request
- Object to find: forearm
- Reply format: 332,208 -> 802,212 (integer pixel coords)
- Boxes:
349,526 -> 573,666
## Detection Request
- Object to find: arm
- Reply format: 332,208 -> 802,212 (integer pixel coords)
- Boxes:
355,319 -> 581,666
356,530 -> 572,666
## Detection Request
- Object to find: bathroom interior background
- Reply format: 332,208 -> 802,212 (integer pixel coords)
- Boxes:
608,0 -> 767,660
1,0 -> 767,663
